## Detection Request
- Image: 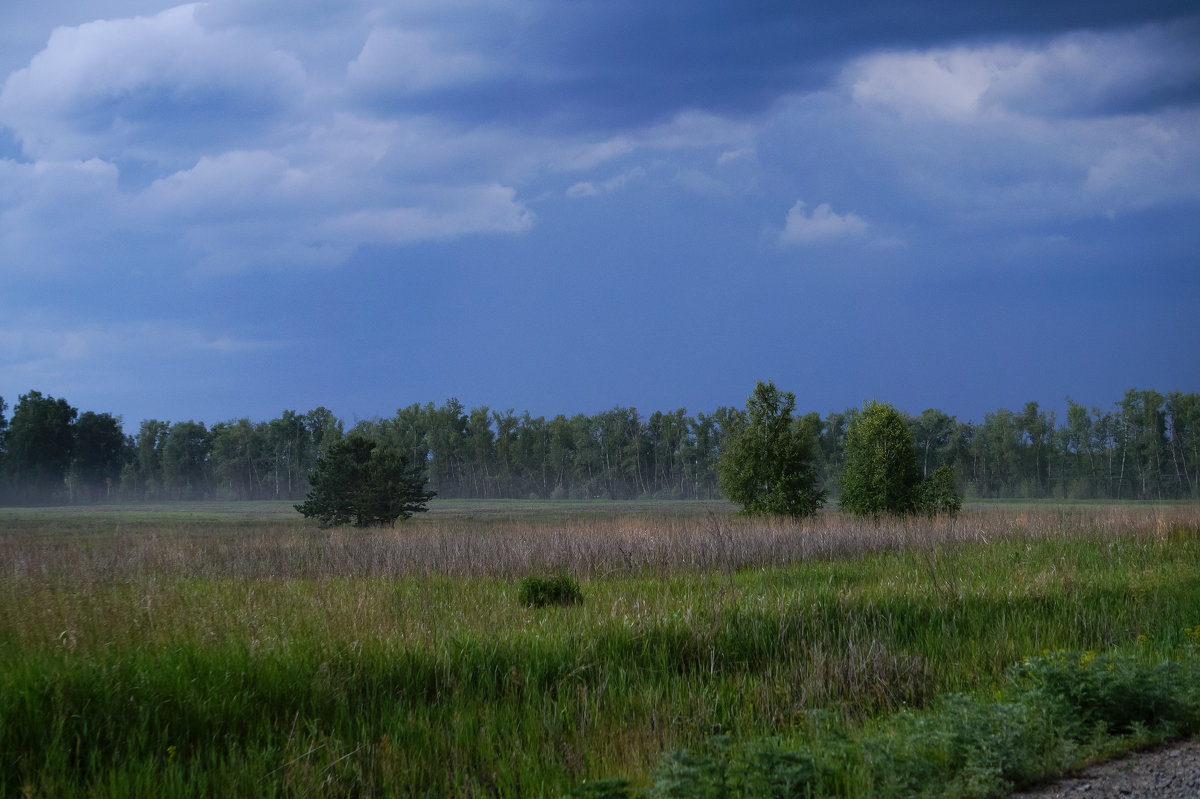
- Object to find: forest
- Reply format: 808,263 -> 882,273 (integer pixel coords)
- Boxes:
0,387 -> 1197,506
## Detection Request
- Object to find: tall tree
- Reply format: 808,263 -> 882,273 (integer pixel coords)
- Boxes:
129,419 -> 171,498
210,419 -> 270,499
1018,401 -> 1055,497
911,409 -> 956,479
680,411 -> 721,499
1166,391 -> 1200,498
161,421 -> 212,499
0,395 -> 7,460
464,405 -> 495,498
267,410 -> 309,499
546,414 -> 575,498
839,400 -> 923,517
5,391 -> 78,501
718,381 -> 825,518
969,409 -> 1022,497
303,407 -> 343,460
70,411 -> 129,501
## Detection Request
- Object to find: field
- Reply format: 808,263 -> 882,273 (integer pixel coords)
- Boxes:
1,500 -> 1199,797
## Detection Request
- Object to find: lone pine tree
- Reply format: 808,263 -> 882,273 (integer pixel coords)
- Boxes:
296,434 -> 435,527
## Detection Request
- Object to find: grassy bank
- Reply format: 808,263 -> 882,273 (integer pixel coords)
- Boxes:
1,503 -> 1197,796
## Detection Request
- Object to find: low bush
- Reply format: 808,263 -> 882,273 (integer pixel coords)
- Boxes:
577,646 -> 1200,798
517,574 -> 583,608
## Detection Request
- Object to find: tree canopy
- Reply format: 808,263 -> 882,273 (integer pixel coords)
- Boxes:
4,391 -> 78,501
717,381 -> 825,518
1,386 -> 1198,506
840,400 -> 924,517
295,434 -> 435,527
840,401 -> 962,517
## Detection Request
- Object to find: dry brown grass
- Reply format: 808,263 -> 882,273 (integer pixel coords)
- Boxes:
3,503 -> 1196,584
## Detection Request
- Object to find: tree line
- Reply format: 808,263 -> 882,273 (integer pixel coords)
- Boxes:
0,387 -> 1197,506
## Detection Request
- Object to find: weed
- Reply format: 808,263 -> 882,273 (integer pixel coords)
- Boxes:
518,574 -> 584,608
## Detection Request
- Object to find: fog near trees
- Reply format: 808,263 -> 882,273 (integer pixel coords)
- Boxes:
1,388 -> 1198,506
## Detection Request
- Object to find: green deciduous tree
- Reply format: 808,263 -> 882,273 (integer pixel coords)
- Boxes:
917,463 -> 962,516
70,411 -> 130,501
162,421 -> 212,499
295,435 -> 435,527
840,400 -> 923,517
841,401 -> 963,517
1166,391 -> 1200,498
5,391 -> 78,501
717,381 -> 825,518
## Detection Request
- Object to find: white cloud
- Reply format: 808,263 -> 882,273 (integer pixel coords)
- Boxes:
717,147 -> 755,166
564,166 -> 647,198
849,48 -> 1008,121
566,182 -> 598,198
779,200 -> 868,245
348,26 -> 491,95
0,157 -> 126,273
138,150 -> 308,215
847,20 -> 1200,122
983,22 -> 1200,117
826,20 -> 1200,228
0,5 -> 305,163
318,184 -> 534,245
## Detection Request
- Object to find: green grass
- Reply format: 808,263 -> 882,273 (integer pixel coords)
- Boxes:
0,502 -> 1197,797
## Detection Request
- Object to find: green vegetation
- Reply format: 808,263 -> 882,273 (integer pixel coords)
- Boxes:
840,401 -> 926,517
918,464 -> 963,517
518,574 -> 585,607
3,386 -> 1199,506
718,381 -> 825,518
295,434 -> 435,527
0,502 -> 1197,797
840,402 -> 963,518
636,650 -> 1200,798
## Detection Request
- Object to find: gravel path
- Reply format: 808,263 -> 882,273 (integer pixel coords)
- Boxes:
1009,740 -> 1200,798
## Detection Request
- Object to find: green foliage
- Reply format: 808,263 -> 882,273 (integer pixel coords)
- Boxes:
917,464 -> 963,517
295,434 -> 434,527
641,649 -> 1200,799
717,382 -> 825,518
840,401 -> 923,517
70,411 -> 129,495
517,574 -> 583,607
1010,650 -> 1199,739
649,735 -> 828,799
841,402 -> 962,517
4,390 -> 78,501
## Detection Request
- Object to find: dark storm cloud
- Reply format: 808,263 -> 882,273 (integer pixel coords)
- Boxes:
343,0 -> 1200,131
1,0 -> 1197,426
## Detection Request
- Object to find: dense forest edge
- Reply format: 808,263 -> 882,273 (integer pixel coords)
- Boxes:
0,387 -> 1197,506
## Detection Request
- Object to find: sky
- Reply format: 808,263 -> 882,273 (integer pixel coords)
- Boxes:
1,0 -> 1198,431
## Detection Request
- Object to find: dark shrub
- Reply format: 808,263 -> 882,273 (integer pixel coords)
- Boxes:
518,575 -> 583,608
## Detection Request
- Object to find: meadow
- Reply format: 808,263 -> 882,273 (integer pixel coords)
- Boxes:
1,500 -> 1198,797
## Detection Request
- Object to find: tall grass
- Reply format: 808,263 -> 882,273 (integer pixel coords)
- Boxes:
0,503 -> 1197,796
